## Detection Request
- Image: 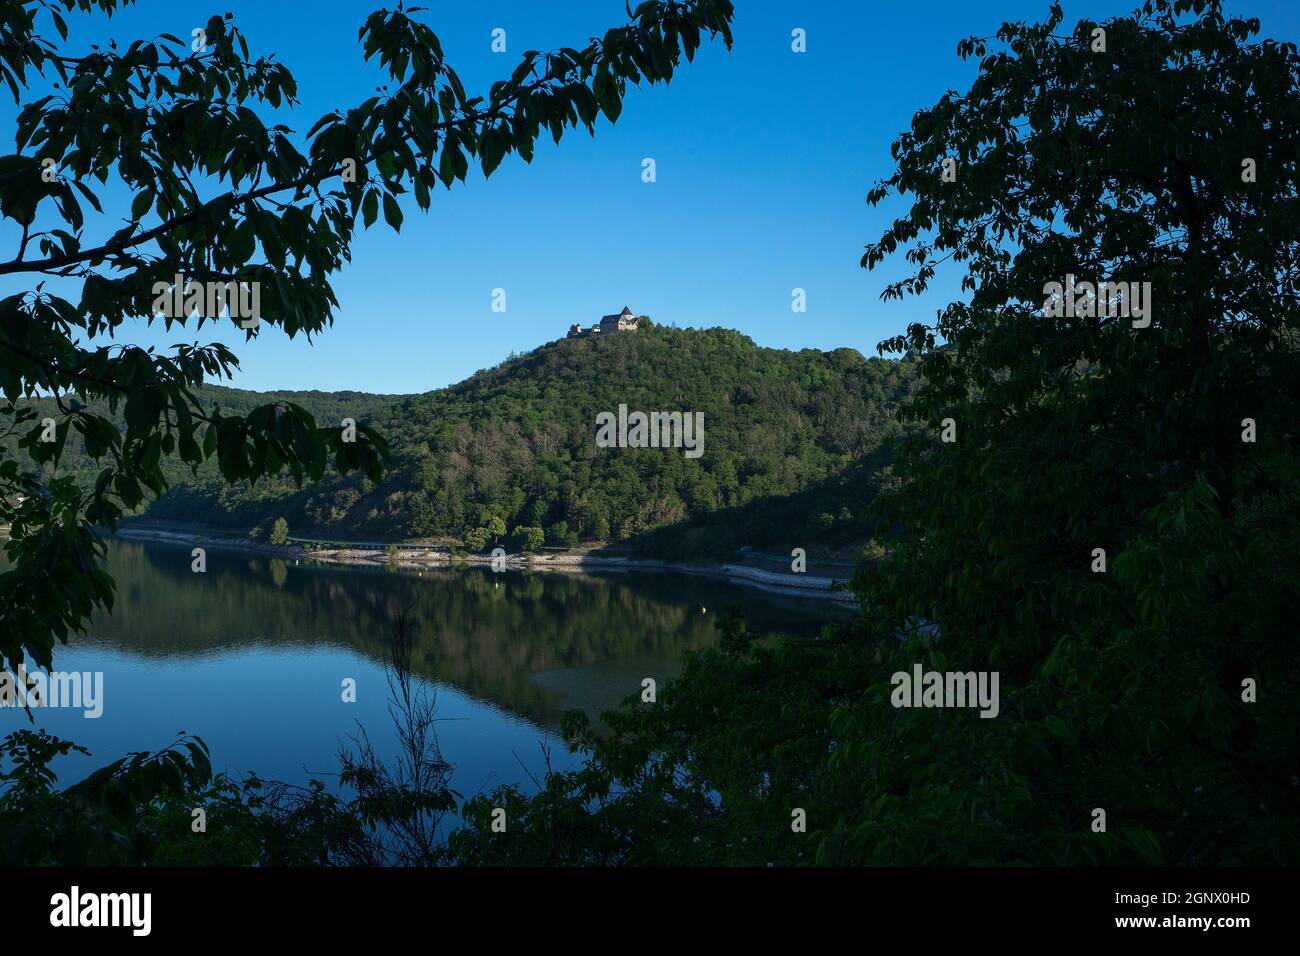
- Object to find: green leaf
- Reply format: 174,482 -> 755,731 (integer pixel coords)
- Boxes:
382,193 -> 403,232
130,189 -> 153,221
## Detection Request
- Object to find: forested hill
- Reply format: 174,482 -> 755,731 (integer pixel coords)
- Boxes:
133,323 -> 918,558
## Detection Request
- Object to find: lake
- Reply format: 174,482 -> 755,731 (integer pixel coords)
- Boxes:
3,538 -> 852,800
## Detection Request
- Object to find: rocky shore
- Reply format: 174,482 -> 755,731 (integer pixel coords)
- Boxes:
112,525 -> 858,604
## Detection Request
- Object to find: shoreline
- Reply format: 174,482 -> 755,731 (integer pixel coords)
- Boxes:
112,524 -> 859,605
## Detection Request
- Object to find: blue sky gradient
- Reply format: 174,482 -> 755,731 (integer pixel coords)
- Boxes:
5,0 -> 1298,393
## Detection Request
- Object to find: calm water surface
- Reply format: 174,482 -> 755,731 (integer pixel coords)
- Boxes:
3,539 -> 851,796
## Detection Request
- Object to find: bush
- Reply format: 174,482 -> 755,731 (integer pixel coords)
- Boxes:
546,521 -> 578,547
510,525 -> 545,553
268,517 -> 290,546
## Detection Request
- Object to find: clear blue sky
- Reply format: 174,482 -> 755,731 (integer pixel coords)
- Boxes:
6,0 -> 1299,393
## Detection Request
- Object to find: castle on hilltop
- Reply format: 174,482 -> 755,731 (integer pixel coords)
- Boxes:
568,306 -> 640,338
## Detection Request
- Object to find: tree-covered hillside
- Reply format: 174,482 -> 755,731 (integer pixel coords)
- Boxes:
4,385 -> 397,494
130,323 -> 917,557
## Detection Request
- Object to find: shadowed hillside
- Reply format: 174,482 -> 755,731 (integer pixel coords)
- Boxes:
22,323 -> 918,558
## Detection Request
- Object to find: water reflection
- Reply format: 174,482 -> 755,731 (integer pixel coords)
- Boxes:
89,539 -> 850,729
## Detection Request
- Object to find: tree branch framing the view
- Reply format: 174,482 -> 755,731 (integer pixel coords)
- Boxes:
0,0 -> 736,675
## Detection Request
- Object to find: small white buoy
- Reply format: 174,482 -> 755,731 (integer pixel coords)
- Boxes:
701,607 -> 707,614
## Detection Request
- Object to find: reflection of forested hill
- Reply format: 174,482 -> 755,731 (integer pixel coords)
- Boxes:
85,540 -> 847,728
